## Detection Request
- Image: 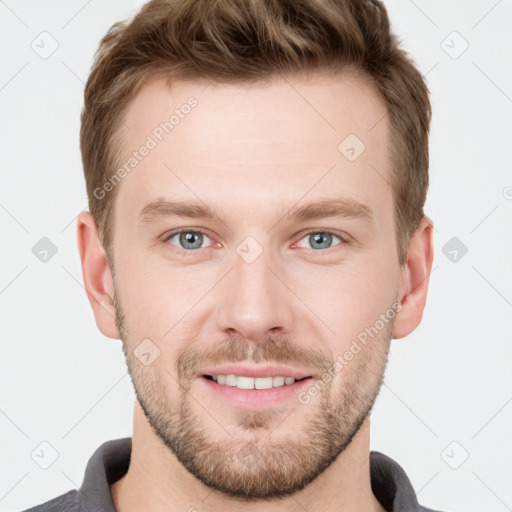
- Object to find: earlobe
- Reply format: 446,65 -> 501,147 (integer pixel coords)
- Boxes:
76,211 -> 120,339
392,216 -> 434,339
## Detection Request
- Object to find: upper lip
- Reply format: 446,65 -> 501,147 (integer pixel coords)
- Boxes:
198,365 -> 313,380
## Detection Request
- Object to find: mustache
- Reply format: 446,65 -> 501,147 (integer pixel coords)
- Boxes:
175,336 -> 334,384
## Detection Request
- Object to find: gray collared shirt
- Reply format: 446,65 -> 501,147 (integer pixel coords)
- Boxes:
23,437 -> 446,511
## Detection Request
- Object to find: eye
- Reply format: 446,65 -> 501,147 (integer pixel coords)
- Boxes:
163,229 -> 346,253
165,229 -> 213,251
295,231 -> 345,250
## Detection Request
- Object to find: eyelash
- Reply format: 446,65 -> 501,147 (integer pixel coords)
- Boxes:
163,228 -> 348,254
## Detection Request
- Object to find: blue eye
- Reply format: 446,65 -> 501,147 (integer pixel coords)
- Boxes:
166,230 -> 212,250
164,229 -> 345,253
295,231 -> 344,250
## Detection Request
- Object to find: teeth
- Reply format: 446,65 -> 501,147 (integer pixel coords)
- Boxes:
209,374 -> 300,389
255,377 -> 273,389
236,376 -> 255,389
225,374 -> 237,386
272,376 -> 285,387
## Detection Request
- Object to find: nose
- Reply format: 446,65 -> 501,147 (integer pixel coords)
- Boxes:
215,243 -> 295,343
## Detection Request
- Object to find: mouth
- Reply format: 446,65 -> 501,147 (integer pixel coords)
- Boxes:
198,370 -> 315,409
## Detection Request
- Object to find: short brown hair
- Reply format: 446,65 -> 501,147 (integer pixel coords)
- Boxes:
80,0 -> 431,266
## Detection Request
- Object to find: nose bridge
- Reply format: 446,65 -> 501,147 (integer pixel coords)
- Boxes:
216,237 -> 293,341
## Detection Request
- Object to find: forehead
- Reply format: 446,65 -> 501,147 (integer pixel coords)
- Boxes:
115,72 -> 391,229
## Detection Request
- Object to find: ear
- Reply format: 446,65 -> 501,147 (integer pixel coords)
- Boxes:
76,211 -> 120,339
393,215 -> 434,339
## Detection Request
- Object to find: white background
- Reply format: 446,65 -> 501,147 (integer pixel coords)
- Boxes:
1,1 -> 511,511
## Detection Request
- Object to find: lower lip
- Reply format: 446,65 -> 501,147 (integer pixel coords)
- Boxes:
199,376 -> 313,409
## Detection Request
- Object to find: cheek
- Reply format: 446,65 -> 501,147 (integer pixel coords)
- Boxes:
292,260 -> 398,362
128,352 -> 182,406
113,256 -> 189,339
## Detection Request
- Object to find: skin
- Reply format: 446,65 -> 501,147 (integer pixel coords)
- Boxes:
77,72 -> 433,512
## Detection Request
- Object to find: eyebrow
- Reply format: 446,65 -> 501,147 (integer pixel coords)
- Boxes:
139,197 -> 374,225
286,198 -> 373,224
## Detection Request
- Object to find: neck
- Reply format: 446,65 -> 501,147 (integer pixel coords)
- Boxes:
110,402 -> 386,512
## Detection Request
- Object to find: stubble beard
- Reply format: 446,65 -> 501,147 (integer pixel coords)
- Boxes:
114,293 -> 392,501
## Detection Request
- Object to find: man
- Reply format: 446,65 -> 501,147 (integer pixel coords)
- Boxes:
25,0 -> 445,510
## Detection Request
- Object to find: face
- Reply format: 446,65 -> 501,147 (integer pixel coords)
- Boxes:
110,73 -> 401,499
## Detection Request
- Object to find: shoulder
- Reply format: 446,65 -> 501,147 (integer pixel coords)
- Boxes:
21,489 -> 79,512
370,451 -> 452,512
